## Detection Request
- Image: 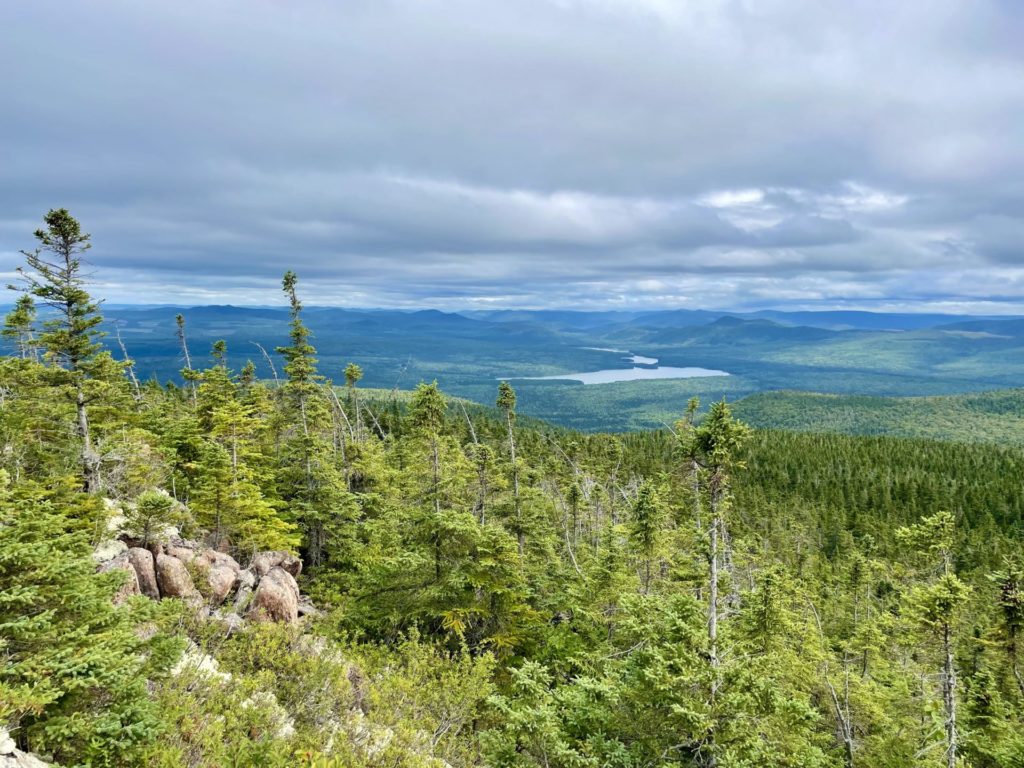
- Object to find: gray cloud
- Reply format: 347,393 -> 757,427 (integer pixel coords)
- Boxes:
1,0 -> 1022,311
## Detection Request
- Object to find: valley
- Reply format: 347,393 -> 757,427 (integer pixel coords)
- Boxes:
90,304 -> 1024,433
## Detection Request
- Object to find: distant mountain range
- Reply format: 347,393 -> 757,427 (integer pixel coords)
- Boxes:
4,303 -> 1022,431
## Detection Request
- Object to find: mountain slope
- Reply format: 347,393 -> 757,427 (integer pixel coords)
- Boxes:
733,388 -> 1024,445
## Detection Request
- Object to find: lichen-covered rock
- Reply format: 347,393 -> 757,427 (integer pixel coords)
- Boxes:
250,550 -> 302,578
216,611 -> 246,636
128,547 -> 160,599
233,568 -> 257,613
93,538 -> 128,563
234,582 -> 254,614
241,690 -> 296,739
0,727 -> 51,767
0,750 -> 51,768
99,552 -> 141,603
156,553 -> 198,598
247,566 -> 299,622
297,595 -> 321,618
238,568 -> 256,589
207,564 -> 238,604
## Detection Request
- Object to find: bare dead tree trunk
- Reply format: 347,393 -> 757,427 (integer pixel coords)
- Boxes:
507,411 -> 524,555
943,620 -> 958,768
251,341 -> 280,386
115,325 -> 142,401
459,400 -> 478,444
176,315 -> 198,406
709,498 -> 719,680
810,602 -> 855,768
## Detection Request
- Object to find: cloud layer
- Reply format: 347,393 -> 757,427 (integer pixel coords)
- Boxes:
1,0 -> 1022,311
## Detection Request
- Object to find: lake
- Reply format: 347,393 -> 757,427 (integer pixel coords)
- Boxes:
513,365 -> 731,385
502,348 -> 730,385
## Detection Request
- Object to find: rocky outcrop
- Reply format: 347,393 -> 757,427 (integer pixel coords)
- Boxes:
251,550 -> 302,579
128,547 -> 160,599
94,510 -> 313,626
197,550 -> 241,574
206,564 -> 238,605
166,545 -> 195,563
155,553 -> 199,599
98,551 -> 141,603
247,566 -> 300,623
0,728 -> 51,768
92,538 -> 127,564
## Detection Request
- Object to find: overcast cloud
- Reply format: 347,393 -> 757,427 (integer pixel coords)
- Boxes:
1,0 -> 1022,311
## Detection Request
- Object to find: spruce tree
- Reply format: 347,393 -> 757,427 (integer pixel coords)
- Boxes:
898,510 -> 970,768
0,471 -> 170,765
2,295 -> 39,361
992,559 -> 1024,698
128,489 -> 177,547
633,480 -> 665,595
275,271 -> 352,566
683,399 -> 750,766
11,209 -> 121,492
497,381 -> 525,554
174,313 -> 199,405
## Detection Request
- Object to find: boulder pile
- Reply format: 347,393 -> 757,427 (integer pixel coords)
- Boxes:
96,534 -> 315,625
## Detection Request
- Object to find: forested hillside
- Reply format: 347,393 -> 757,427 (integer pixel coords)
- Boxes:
3,211 -> 1024,767
733,389 -> 1024,446
21,281 -> 1020,433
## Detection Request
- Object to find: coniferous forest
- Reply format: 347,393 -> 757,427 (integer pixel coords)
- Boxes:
4,210 -> 1024,768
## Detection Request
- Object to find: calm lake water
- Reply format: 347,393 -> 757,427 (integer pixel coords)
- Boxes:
518,366 -> 730,385
507,349 -> 730,385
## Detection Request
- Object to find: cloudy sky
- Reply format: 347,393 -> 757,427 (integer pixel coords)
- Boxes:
1,0 -> 1022,311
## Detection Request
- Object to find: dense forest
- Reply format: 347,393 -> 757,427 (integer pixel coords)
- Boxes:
732,390 -> 1024,446
3,211 -> 1024,767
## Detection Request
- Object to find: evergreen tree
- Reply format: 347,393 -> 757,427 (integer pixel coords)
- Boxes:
992,559 -> 1024,698
2,295 -> 39,361
128,489 -> 177,547
174,313 -> 199,405
344,361 -> 363,432
497,381 -> 525,554
274,271 -> 353,566
682,399 -> 750,766
0,471 -> 172,765
898,511 -> 970,768
629,480 -> 663,594
186,344 -> 299,553
11,209 -> 122,492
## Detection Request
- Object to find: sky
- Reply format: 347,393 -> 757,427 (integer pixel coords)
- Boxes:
1,0 -> 1022,312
